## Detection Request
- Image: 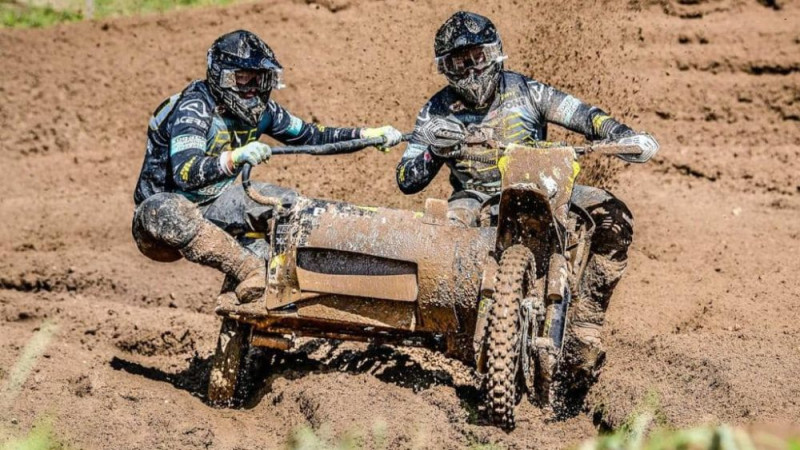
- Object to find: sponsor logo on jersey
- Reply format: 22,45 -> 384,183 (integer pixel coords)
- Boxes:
170,135 -> 207,154
179,99 -> 210,118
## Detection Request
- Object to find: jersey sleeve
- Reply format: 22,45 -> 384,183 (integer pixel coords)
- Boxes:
526,79 -> 633,141
396,101 -> 446,195
167,96 -> 230,191
260,100 -> 361,146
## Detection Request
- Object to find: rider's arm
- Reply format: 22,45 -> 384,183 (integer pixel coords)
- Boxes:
168,97 -> 231,191
526,80 -> 633,141
395,101 -> 446,194
261,100 -> 361,147
396,142 -> 445,194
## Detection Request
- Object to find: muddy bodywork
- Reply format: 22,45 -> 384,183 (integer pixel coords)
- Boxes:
217,197 -> 496,361
214,143 -> 596,366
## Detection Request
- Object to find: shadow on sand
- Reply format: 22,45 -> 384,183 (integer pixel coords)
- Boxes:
110,340 -> 485,419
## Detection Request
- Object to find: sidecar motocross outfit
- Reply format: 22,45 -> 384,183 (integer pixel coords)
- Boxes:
396,70 -> 636,385
132,80 -> 362,300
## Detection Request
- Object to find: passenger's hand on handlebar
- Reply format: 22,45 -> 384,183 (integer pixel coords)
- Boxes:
361,126 -> 403,152
616,132 -> 659,163
230,141 -> 272,169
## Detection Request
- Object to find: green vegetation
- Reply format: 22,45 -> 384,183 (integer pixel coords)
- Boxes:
0,420 -> 64,450
1,321 -> 58,408
0,321 -> 64,449
285,422 -> 505,450
579,420 -> 797,450
90,0 -> 236,19
580,392 -> 796,450
1,2 -> 82,28
0,0 -> 238,28
582,392 -> 798,450
286,422 -> 389,450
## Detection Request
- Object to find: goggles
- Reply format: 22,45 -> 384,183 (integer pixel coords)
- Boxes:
436,41 -> 506,76
219,68 -> 285,93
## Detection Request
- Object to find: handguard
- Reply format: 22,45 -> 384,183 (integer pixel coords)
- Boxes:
418,117 -> 467,157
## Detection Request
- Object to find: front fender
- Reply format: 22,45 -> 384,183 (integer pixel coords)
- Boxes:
495,185 -> 554,262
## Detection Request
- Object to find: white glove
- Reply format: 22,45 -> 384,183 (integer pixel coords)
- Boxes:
220,141 -> 272,174
361,126 -> 403,152
617,133 -> 659,163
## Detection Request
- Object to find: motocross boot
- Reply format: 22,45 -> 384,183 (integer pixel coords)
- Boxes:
180,221 -> 266,303
563,254 -> 627,384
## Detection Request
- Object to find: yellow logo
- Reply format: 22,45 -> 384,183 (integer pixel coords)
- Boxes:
568,160 -> 581,189
180,156 -> 196,181
592,114 -> 611,133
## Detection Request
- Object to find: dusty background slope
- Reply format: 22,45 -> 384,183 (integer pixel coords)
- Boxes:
0,0 -> 799,448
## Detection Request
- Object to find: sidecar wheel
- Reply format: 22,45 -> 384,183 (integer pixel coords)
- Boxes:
207,317 -> 252,407
485,244 -> 535,430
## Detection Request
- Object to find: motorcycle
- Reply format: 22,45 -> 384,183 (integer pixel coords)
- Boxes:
206,131 -> 641,429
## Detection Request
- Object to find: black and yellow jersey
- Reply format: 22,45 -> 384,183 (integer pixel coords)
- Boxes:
134,80 -> 361,205
396,71 -> 633,195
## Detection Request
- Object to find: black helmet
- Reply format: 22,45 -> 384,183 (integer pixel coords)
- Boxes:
434,12 -> 505,107
207,30 -> 284,126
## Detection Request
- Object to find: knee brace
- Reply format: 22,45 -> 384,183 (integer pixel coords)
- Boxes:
588,197 -> 634,261
132,193 -> 204,258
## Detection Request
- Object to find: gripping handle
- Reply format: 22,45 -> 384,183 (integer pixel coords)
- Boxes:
271,133 -> 413,155
241,133 -> 412,205
241,163 -> 282,208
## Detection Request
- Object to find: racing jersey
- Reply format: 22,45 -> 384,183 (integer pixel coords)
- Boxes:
134,80 -> 361,205
396,71 -> 633,195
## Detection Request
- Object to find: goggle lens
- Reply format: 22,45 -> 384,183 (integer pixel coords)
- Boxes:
436,42 -> 505,76
220,69 -> 284,92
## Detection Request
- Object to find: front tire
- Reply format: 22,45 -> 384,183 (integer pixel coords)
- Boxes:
485,244 -> 535,430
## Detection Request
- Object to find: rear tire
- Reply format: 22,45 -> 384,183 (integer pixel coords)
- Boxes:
485,244 -> 535,430
207,317 -> 252,407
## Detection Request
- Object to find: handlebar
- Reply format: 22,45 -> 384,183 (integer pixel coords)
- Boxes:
574,142 -> 643,156
437,141 -> 643,164
240,136 -> 641,207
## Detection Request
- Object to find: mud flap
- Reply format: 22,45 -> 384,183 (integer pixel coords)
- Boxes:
549,287 -> 570,350
473,295 -> 493,373
473,256 -> 499,373
207,314 -> 252,407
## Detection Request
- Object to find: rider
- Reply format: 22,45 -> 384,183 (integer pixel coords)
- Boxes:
133,30 -> 402,304
396,12 -> 658,389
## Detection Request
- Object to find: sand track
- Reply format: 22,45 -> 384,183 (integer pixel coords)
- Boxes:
1,0 -> 799,448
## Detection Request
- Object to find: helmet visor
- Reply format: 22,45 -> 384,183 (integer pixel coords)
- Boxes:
219,68 -> 285,94
436,41 -> 506,76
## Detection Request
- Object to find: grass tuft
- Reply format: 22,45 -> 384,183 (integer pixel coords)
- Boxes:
91,0 -> 236,19
1,2 -> 82,28
0,420 -> 64,450
1,0 -> 238,28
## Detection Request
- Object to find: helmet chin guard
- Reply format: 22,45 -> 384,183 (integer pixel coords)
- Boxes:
447,60 -> 502,108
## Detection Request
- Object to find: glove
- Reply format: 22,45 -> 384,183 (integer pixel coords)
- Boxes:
616,132 -> 659,163
360,126 -> 403,152
420,117 -> 466,158
225,141 -> 272,172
